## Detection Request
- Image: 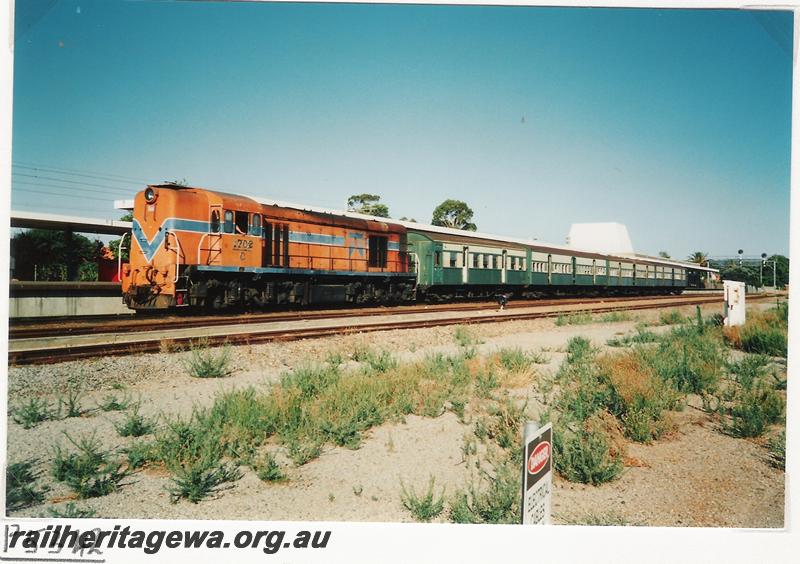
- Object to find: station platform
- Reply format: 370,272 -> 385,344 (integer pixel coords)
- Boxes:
9,281 -> 132,318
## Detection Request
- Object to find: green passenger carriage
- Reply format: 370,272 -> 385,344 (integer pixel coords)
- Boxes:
405,225 -> 687,301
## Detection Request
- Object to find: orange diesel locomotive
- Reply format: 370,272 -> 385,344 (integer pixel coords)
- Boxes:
121,184 -> 415,310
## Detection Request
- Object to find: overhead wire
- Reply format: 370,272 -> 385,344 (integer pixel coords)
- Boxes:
12,161 -> 153,185
12,179 -> 136,197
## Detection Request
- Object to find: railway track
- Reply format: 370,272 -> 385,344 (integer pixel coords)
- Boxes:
8,292 -> 761,366
9,293 -> 725,340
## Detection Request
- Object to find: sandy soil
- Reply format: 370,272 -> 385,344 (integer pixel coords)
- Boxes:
5,301 -> 786,527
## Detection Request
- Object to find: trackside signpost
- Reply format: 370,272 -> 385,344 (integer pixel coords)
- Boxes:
521,421 -> 553,525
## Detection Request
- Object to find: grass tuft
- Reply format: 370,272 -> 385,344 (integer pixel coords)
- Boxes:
659,310 -> 685,325
168,459 -> 243,503
555,311 -> 593,326
51,433 -> 128,499
12,397 -> 55,429
6,459 -> 48,511
46,502 -> 96,519
449,462 -> 520,524
57,389 -> 85,418
97,393 -> 131,412
767,431 -> 786,471
114,405 -> 156,437
253,453 -> 287,483
401,476 -> 445,522
185,344 -> 234,378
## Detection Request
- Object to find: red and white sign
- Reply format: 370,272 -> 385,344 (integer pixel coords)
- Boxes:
522,422 -> 553,525
527,441 -> 551,475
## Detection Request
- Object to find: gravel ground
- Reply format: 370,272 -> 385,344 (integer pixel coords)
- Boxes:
5,301 -> 786,526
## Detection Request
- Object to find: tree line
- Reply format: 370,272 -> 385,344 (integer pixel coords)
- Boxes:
346,193 -> 477,231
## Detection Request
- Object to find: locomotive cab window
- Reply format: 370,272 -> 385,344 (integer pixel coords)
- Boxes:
251,214 -> 262,237
223,210 -> 234,234
235,211 -> 249,235
210,210 -> 221,233
368,236 -> 388,268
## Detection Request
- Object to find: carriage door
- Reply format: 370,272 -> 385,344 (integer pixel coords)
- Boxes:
501,250 -> 508,284
571,257 -> 577,285
462,246 -> 469,284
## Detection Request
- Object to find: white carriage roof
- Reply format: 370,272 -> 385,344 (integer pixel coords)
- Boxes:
245,195 -> 718,273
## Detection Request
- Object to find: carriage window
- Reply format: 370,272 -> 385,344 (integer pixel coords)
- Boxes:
449,252 -> 457,268
368,236 -> 388,268
434,251 -> 441,266
472,253 -> 479,268
223,210 -> 234,234
210,210 -> 221,233
251,214 -> 262,237
235,211 -> 249,235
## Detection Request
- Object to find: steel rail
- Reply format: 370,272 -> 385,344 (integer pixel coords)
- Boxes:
8,294 -> 759,366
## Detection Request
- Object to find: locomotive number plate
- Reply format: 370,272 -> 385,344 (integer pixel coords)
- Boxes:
233,239 -> 254,251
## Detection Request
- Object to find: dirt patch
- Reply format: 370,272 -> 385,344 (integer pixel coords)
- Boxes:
6,301 -> 784,526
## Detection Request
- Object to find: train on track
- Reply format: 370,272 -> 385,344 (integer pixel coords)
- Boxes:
121,184 -> 693,311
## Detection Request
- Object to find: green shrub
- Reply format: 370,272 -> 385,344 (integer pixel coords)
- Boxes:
57,389 -> 85,418
253,453 -> 286,483
124,441 -> 157,470
449,462 -> 519,524
645,326 -> 725,395
401,476 -> 445,522
659,310 -> 684,325
599,311 -> 634,323
485,397 -> 526,452
552,424 -> 623,485
281,364 -> 341,398
565,336 -> 594,364
606,327 -> 659,348
168,458 -> 242,503
727,355 -> 770,390
185,344 -> 233,378
46,502 -> 96,519
496,348 -> 533,372
740,325 -> 788,357
598,352 -> 680,443
454,325 -> 480,347
114,405 -> 156,437
556,312 -> 593,326
97,393 -> 131,412
721,383 -> 784,438
286,439 -> 323,466
12,397 -> 55,428
563,512 -> 634,526
6,459 -> 48,511
767,431 -> 786,470
51,434 -> 128,499
365,350 -> 398,373
475,368 -> 499,398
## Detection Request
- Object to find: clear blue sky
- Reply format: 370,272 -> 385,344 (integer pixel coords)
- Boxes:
10,1 -> 793,259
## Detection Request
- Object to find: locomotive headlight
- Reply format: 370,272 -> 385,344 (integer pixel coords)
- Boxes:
144,187 -> 157,203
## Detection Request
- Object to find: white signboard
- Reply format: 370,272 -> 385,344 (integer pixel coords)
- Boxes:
522,422 -> 553,525
723,280 -> 746,327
